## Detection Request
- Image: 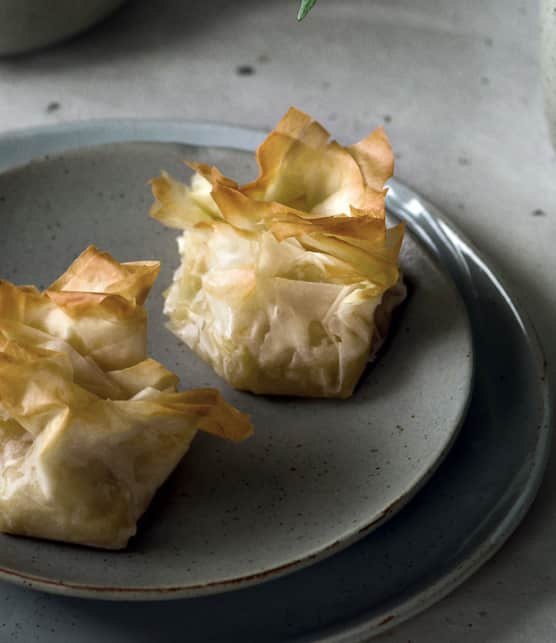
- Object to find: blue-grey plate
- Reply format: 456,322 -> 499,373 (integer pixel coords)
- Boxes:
0,133 -> 473,597
0,120 -> 551,641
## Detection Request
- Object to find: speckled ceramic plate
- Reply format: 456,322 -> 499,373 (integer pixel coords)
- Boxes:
0,124 -> 473,599
0,121 -> 550,643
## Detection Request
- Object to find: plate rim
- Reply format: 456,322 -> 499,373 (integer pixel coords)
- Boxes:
313,179 -> 553,642
0,119 -> 551,639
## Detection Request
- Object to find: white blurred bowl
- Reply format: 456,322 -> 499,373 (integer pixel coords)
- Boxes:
541,0 -> 556,148
0,0 -> 127,56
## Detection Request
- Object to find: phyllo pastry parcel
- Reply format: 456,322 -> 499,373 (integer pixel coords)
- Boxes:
0,247 -> 252,550
150,107 -> 406,399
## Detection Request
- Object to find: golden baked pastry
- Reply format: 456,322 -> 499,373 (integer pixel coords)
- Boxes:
151,107 -> 406,399
0,247 -> 252,549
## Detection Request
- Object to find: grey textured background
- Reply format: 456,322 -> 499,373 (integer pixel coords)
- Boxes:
0,0 -> 555,640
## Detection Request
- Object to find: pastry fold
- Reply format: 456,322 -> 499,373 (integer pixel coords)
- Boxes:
0,247 -> 252,549
151,107 -> 406,399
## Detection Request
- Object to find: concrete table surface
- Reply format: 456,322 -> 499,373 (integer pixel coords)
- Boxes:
0,0 -> 555,640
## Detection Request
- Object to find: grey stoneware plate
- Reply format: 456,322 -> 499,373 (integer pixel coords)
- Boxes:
0,127 -> 472,596
0,120 -> 551,642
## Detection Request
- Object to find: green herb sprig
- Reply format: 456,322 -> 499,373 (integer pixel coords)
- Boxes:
297,0 -> 318,21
